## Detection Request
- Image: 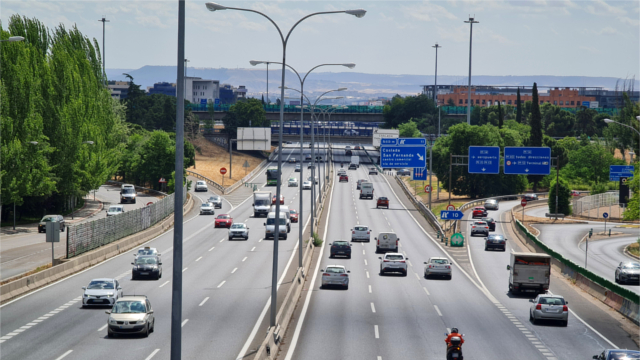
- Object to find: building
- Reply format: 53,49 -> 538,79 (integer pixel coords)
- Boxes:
421,85 -> 599,108
579,88 -> 639,108
147,82 -> 177,97
107,81 -> 129,100
219,84 -> 248,105
183,77 -> 220,106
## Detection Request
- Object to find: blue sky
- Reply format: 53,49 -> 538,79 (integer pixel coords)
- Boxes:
2,1 -> 638,78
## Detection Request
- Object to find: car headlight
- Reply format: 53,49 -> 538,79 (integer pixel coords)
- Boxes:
109,319 -> 117,325
106,293 -> 114,297
84,294 -> 89,298
139,318 -> 147,324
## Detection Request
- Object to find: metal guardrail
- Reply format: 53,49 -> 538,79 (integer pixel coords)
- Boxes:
394,175 -> 445,239
186,170 -> 225,193
67,186 -> 187,258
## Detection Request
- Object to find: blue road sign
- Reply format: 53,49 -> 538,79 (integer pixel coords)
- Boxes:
603,212 -> 609,219
412,167 -> 428,181
504,147 -> 551,175
468,146 -> 500,174
609,165 -> 634,181
214,98 -> 220,105
441,210 -> 464,220
200,98 -> 207,105
380,138 -> 426,169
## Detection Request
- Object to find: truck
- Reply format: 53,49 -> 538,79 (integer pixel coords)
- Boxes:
253,191 -> 272,218
360,182 -> 374,199
349,155 -> 360,170
506,252 -> 551,294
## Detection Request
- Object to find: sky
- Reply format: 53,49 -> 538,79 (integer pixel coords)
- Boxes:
2,0 -> 639,79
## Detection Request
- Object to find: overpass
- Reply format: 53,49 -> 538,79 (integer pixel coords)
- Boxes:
193,110 -> 384,122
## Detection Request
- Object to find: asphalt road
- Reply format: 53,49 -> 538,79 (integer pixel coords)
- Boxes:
283,174 -> 638,360
0,184 -> 161,280
0,148 -> 318,360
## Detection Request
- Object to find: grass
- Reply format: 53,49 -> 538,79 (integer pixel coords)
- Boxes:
0,263 -> 53,286
312,232 -> 323,247
188,136 -> 264,185
629,241 -> 640,257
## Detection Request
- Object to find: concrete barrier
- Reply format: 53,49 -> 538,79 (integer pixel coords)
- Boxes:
1,194 -> 193,304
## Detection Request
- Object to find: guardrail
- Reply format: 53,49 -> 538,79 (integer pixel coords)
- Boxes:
186,170 -> 225,193
394,175 -> 445,238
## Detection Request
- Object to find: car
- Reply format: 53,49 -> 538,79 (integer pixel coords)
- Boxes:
131,255 -> 162,280
270,205 -> 291,233
289,209 -> 299,223
295,164 -> 301,172
195,180 -> 208,192
354,145 -> 361,150
470,220 -> 489,237
120,184 -> 137,204
38,214 -> 65,233
320,265 -> 350,289
339,174 -> 349,182
264,211 -> 288,240
482,217 -> 496,231
305,154 -> 312,162
396,168 -> 411,176
329,240 -> 352,258
345,149 -> 352,156
348,163 -> 357,170
307,163 -> 315,169
134,247 -> 160,259
484,199 -> 499,210
571,190 -> 581,197
106,205 -> 125,217
215,214 -> 233,228
316,156 -> 323,161
208,195 -> 222,208
345,145 -> 351,150
376,197 -> 389,209
82,278 -> 122,307
200,202 -> 215,215
360,182 -> 374,199
472,206 -> 487,218
379,253 -> 408,276
529,294 -> 569,326
337,168 -> 347,176
106,295 -> 155,338
424,257 -> 452,279
343,130 -> 359,136
615,261 -> 640,284
369,167 -> 378,175
288,157 -> 296,163
303,181 -> 312,190
593,349 -> 640,360
522,193 -> 538,201
229,223 -> 249,240
285,141 -> 293,145
351,225 -> 370,242
308,176 -> 318,184
357,179 -> 366,190
485,234 -> 507,251
288,178 -> 298,187
272,195 -> 284,205
375,232 -> 398,253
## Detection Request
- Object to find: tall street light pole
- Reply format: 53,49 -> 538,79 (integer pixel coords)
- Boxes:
207,2 -> 366,332
464,16 -> 478,125
98,16 -> 109,83
432,42 -> 441,106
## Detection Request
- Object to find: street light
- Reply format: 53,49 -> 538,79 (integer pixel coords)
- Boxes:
464,16 -> 479,125
0,36 -> 25,42
206,2 -> 365,342
432,42 -> 442,106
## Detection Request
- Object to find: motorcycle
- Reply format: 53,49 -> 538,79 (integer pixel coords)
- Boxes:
445,332 -> 464,360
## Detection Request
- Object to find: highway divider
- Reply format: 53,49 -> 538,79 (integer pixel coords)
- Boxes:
394,175 -> 444,237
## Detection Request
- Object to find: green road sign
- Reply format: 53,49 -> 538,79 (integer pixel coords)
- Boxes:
450,232 -> 464,247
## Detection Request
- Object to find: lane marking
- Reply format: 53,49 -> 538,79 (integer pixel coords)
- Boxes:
242,256 -> 248,262
434,305 -> 442,316
423,286 -> 430,296
364,259 -> 367,266
209,246 -> 215,252
259,238 -> 263,243
362,250 -> 365,255
145,349 -> 160,360
181,319 -> 189,327
366,271 -> 370,279
195,256 -> 202,262
220,238 -> 225,243
374,325 -> 379,339
55,350 -> 73,360
199,297 -> 209,307
182,268 -> 188,273
369,285 -> 372,294
97,324 -> 107,331
414,272 -> 421,280
371,302 -> 376,313
251,247 -> 256,252
231,268 -> 238,274
217,281 -> 226,288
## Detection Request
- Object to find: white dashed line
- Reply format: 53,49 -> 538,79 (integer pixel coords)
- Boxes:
374,325 -> 379,339
434,305 -> 442,316
220,238 -> 225,243
362,250 -> 365,255
423,286 -> 430,296
181,319 -> 189,327
369,285 -> 372,293
145,349 -> 160,360
366,271 -> 370,278
199,297 -> 209,307
217,281 -> 226,288
251,247 -> 256,252
364,259 -> 368,266
371,303 -> 376,313
242,257 -> 248,262
97,324 -> 107,331
414,272 -> 421,280
159,281 -> 170,288
182,268 -> 188,273
54,350 -> 73,360
259,238 -> 263,242
195,256 -> 202,262
231,268 -> 238,274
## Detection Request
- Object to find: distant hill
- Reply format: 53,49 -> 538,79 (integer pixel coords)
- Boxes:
107,66 -> 638,101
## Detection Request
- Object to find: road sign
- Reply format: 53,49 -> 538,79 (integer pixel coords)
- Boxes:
412,167 -> 428,181
450,233 -> 464,247
200,99 -> 207,105
158,177 -> 167,183
609,165 -> 634,181
504,147 -> 551,175
220,167 -> 227,175
243,160 -> 250,168
521,198 -> 527,207
441,210 -> 464,220
214,98 -> 220,105
424,185 -> 431,193
468,146 -> 500,174
380,138 -> 426,169
446,204 -> 456,211
603,212 -> 609,219
45,222 -> 60,243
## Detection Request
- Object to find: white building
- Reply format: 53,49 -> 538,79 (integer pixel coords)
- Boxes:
185,77 -> 220,106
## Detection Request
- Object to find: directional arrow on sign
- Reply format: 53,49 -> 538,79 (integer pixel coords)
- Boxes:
525,168 -> 529,173
417,153 -> 424,161
482,168 -> 486,172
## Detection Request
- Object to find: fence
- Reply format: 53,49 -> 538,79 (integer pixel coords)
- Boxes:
67,186 -> 187,258
572,191 -> 620,219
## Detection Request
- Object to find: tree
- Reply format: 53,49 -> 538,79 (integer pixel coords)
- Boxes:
516,88 -> 522,123
498,102 -> 504,129
398,120 -> 421,137
574,108 -> 598,136
529,83 -> 544,192
541,103 -> 575,137
383,94 -> 437,129
138,131 -> 175,190
222,98 -> 267,139
261,94 -> 265,105
447,98 -> 455,107
548,176 -> 572,216
562,141 -> 623,184
623,168 -> 639,221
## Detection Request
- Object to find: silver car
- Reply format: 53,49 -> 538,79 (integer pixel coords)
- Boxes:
106,295 -> 155,338
484,199 -> 499,210
470,220 -> 489,237
303,181 -> 312,190
229,223 -> 249,240
529,294 -> 568,326
288,178 -> 298,187
208,195 -> 223,208
134,247 -> 160,259
615,261 -> 640,284
82,278 -> 122,307
106,205 -> 125,216
351,225 -> 371,242
200,202 -> 215,215
424,257 -> 452,279
320,265 -> 350,289
295,164 -> 301,172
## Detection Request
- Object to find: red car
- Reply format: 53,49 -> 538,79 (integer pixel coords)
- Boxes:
289,209 -> 299,223
215,214 -> 233,228
571,190 -> 581,197
339,174 -> 349,182
272,195 -> 284,205
472,206 -> 487,218
376,197 -> 389,209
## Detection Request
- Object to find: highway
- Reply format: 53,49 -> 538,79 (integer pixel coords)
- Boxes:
0,184 -> 161,280
283,171 -> 638,360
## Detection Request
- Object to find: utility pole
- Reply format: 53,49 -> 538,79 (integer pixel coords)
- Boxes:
464,16 -> 479,125
98,16 -> 109,84
432,42 -> 442,106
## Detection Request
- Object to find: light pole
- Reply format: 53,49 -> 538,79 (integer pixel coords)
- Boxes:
98,16 -> 109,83
0,36 -> 25,42
464,16 -> 479,125
206,2 -> 366,334
432,42 -> 441,106
184,58 -> 190,102
251,61 -> 272,104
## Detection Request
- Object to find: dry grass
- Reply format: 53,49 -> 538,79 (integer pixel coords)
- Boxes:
1,263 -> 53,286
614,148 -> 634,164
629,242 -> 639,257
188,137 -> 264,185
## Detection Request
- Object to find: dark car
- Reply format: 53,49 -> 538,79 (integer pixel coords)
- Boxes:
396,168 -> 411,176
482,217 -> 496,231
305,154 -> 312,162
593,349 -> 640,360
345,150 -> 352,156
485,234 -> 507,251
329,240 -> 352,259
38,215 -> 65,233
288,157 -> 296,163
615,261 -> 640,284
131,255 -> 162,280
522,194 -> 538,201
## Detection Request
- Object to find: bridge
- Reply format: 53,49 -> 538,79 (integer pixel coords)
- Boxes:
193,109 -> 385,122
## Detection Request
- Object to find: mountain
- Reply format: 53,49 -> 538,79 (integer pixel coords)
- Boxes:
106,66 -> 638,101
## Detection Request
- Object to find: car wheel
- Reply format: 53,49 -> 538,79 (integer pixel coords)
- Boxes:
424,272 -> 428,279
402,271 -> 407,277
562,320 -> 568,327
229,236 -> 233,240
484,246 -> 488,251
347,255 -> 351,259
108,329 -> 115,338
529,311 -> 533,321
375,247 -> 380,253
143,323 -> 150,338
448,275 -> 452,280
329,254 -> 333,258
150,320 -> 155,333
531,312 -> 537,324
344,284 -> 349,290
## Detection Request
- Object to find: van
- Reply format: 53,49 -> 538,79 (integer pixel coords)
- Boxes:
360,182 -> 374,199
264,212 -> 288,240
375,232 -> 398,253
120,184 -> 137,204
270,205 -> 291,233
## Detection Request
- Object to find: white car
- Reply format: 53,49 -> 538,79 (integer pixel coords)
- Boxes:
351,225 -> 371,242
320,265 -> 350,289
200,202 -> 215,215
529,294 -> 569,326
288,178 -> 298,187
134,247 -> 160,259
379,253 -> 408,276
195,180 -> 208,192
208,195 -> 222,208
303,180 -> 312,190
229,223 -> 249,240
264,212 -> 288,240
106,205 -> 125,216
424,257 -> 452,279
337,168 -> 347,176
82,278 -> 122,307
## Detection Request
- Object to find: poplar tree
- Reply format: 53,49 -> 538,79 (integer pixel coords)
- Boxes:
516,88 -> 522,123
529,82 -> 543,191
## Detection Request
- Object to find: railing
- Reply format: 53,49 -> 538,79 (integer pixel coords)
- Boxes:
225,159 -> 269,194
67,186 -> 187,258
394,175 -> 445,238
186,170 -> 225,192
572,191 -> 619,219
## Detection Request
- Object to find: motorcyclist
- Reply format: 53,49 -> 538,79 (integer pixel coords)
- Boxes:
445,328 -> 464,349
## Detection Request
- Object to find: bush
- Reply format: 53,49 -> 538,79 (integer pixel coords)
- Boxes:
590,182 -> 608,195
548,176 -> 572,215
312,232 -> 323,247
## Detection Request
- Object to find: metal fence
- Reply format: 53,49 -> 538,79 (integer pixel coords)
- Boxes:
572,191 -> 619,219
67,186 -> 187,258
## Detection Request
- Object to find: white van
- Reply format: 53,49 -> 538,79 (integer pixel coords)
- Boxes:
120,184 -> 137,204
270,205 -> 291,233
375,232 -> 398,253
360,182 -> 374,199
264,212 -> 288,240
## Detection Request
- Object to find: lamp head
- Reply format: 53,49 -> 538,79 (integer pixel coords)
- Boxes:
345,9 -> 366,18
29,141 -> 39,145
337,88 -> 347,91
603,118 -> 614,124
636,116 -> 640,121
205,2 -> 227,11
250,60 -> 263,66
342,63 -> 356,69
83,141 -> 95,145
8,36 -> 25,42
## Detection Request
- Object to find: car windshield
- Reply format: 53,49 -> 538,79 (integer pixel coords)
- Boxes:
135,257 -> 158,265
255,199 -> 270,206
210,196 -> 220,201
474,222 -> 487,226
488,235 -> 504,240
217,215 -> 230,219
231,224 -> 246,229
334,241 -> 349,246
201,204 -> 212,208
623,263 -> 640,269
475,207 -> 484,210
326,267 -> 345,274
137,249 -> 156,255
289,178 -> 296,182
385,255 -> 404,261
379,197 -> 388,200
108,207 -> 123,212
87,280 -> 114,290
355,226 -> 367,231
197,181 -> 205,185
41,216 -> 58,222
483,218 -> 494,222
431,259 -> 449,264
266,218 -> 286,225
112,301 -> 146,314
609,351 -> 640,359
538,297 -> 565,305
290,209 -> 296,214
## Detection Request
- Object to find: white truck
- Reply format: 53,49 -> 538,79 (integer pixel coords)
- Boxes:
506,252 -> 551,294
253,191 -> 272,218
360,182 -> 374,199
349,155 -> 360,170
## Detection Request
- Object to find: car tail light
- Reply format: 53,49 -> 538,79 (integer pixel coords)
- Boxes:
323,273 -> 330,276
367,231 -> 370,234
383,260 -> 390,262
536,304 -> 541,310
331,245 -> 337,248
340,274 -> 348,277
485,227 -> 488,229
428,265 -> 432,268
399,260 -> 405,263
446,265 -> 451,269
472,226 -> 476,228
396,240 -> 398,246
562,305 -> 568,312
352,231 -> 355,234
377,239 -> 379,245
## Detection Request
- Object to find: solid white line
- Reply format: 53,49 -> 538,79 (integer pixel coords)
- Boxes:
231,268 -> 238,274
371,302 -> 376,313
145,349 -> 160,360
374,325 -> 380,339
242,256 -> 247,262
199,297 -> 209,307
195,256 -> 202,262
55,350 -> 73,360
217,281 -> 226,288
181,319 -> 189,327
434,305 -> 443,316
209,246 -> 215,251
97,324 -> 107,331
369,285 -> 372,293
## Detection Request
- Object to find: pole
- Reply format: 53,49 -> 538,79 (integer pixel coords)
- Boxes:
229,140 -> 234,179
310,109 -> 315,239
429,144 -> 433,209
98,17 -> 109,84
52,239 -> 54,266
171,1 -> 185,358
448,153 -> 452,205
465,17 -> 479,125
298,88 -> 304,270
585,238 -> 588,269
433,42 -> 441,106
266,62 -> 269,105
13,202 -> 16,230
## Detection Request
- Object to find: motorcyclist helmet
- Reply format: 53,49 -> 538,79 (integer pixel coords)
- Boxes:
451,327 -> 459,334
